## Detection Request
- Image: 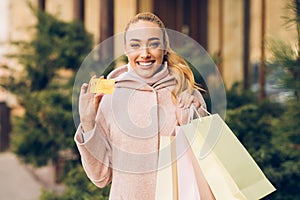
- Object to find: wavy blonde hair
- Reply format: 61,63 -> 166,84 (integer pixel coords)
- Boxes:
124,12 -> 201,99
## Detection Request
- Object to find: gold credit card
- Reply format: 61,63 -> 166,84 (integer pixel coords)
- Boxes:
89,78 -> 115,94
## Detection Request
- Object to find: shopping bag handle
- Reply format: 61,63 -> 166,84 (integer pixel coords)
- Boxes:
188,104 -> 211,123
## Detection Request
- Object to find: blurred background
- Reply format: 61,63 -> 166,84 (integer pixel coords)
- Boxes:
0,0 -> 299,199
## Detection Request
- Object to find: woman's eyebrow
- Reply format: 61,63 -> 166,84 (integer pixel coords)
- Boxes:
129,37 -> 161,42
148,37 -> 160,41
129,38 -> 141,42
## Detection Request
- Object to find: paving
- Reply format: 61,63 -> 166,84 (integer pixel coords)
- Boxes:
0,151 -> 43,200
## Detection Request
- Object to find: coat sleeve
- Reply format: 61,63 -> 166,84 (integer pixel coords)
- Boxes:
74,109 -> 112,188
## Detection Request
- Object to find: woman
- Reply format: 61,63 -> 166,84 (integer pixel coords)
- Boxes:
75,12 -> 214,199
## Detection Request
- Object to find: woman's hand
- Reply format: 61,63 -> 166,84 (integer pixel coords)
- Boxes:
79,76 -> 104,132
177,90 -> 201,110
175,90 -> 204,125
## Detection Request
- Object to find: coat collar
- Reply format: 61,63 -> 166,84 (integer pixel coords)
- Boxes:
108,62 -> 176,91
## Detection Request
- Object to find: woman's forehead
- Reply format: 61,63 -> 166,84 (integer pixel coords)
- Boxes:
126,21 -> 163,41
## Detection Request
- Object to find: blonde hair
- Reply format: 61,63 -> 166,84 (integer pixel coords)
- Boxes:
124,12 -> 201,99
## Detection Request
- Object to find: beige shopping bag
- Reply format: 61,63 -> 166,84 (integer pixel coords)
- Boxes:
156,131 -> 215,200
155,136 -> 178,200
176,126 -> 215,200
181,107 -> 276,200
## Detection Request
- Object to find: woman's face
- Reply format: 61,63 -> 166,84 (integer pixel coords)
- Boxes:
125,21 -> 166,78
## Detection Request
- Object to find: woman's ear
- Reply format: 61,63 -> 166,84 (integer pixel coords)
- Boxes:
124,47 -> 129,56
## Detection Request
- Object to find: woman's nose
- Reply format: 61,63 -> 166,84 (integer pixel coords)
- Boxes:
140,47 -> 150,58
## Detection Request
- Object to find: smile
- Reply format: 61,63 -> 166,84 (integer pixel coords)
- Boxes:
137,61 -> 155,67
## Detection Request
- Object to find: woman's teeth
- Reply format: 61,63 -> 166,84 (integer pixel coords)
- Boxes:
139,62 -> 153,66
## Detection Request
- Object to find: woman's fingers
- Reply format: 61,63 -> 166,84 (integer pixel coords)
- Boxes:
81,83 -> 89,94
191,96 -> 201,109
185,95 -> 194,108
178,90 -> 201,109
81,75 -> 106,112
94,92 -> 104,111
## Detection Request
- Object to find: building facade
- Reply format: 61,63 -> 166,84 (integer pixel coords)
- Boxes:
0,0 -> 298,88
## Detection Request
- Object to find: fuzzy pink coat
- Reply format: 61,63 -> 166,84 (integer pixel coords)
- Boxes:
74,64 -> 207,200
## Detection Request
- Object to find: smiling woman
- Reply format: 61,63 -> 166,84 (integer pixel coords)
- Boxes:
74,12 -> 213,199
125,21 -> 166,78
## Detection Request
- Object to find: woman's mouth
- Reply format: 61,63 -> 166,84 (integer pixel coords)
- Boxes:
137,61 -> 155,68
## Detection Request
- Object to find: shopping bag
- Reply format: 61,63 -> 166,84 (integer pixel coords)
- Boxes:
155,136 -> 178,200
156,130 -> 215,200
176,126 -> 215,200
181,106 -> 276,200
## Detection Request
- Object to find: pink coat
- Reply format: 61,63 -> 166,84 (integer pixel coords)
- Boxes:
74,64 -> 207,199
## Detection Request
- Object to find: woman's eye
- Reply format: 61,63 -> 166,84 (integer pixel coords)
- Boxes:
130,43 -> 140,48
149,42 -> 160,48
